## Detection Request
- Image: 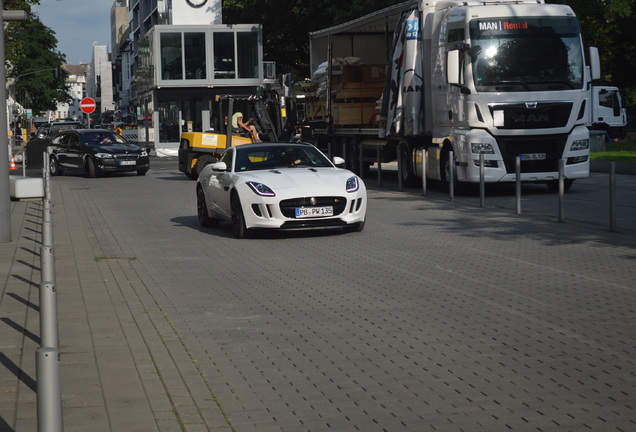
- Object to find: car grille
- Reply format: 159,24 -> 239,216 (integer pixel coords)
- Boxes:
279,196 -> 347,218
114,153 -> 139,161
488,102 -> 572,129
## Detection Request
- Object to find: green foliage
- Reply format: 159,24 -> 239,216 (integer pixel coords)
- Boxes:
557,0 -> 636,111
7,13 -> 70,115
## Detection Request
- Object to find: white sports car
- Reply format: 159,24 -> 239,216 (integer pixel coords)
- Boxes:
196,143 -> 367,238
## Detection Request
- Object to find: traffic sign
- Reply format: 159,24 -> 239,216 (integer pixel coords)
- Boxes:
80,97 -> 96,114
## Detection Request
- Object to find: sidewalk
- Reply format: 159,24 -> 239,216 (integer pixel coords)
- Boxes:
1,196 -> 202,432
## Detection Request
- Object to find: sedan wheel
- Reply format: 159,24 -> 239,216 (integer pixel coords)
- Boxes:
50,157 -> 63,176
87,157 -> 98,178
197,186 -> 218,227
231,193 -> 249,239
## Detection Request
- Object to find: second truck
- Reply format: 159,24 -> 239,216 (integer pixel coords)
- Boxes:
303,0 -> 601,190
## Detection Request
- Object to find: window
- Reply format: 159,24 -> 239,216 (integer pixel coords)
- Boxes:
237,31 -> 259,78
161,32 -> 183,80
213,33 -> 235,79
184,32 -> 206,80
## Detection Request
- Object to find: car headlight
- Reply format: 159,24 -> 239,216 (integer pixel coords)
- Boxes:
571,139 -> 589,151
140,150 -> 148,157
246,181 -> 275,196
471,143 -> 495,154
94,153 -> 113,159
346,176 -> 359,192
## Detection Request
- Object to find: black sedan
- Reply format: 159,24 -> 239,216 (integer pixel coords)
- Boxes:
49,129 -> 149,177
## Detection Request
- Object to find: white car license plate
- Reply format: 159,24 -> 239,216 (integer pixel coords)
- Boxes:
520,153 -> 547,161
295,206 -> 333,218
119,160 -> 136,166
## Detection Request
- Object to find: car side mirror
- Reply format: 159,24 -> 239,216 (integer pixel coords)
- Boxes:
333,156 -> 345,167
210,161 -> 227,171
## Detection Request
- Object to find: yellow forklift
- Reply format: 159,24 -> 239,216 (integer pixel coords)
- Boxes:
178,93 -> 296,179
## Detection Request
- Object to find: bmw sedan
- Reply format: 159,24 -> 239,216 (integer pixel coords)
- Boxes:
196,143 -> 367,238
49,129 -> 149,177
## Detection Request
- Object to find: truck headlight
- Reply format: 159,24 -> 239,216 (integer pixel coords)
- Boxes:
571,139 -> 589,151
471,143 -> 495,154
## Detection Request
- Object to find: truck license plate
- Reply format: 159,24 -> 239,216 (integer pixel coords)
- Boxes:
520,153 -> 547,161
295,206 -> 333,218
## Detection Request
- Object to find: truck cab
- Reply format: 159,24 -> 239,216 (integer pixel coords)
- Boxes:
588,86 -> 627,139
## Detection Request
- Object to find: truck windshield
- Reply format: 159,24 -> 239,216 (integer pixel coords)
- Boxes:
469,17 -> 583,92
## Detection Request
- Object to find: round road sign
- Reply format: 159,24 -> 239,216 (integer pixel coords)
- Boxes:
80,97 -> 96,114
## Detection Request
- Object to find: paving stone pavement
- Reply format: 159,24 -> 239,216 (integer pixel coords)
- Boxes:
1,160 -> 635,432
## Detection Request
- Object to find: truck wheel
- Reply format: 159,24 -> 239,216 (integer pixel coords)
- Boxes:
399,143 -> 417,187
193,155 -> 217,179
440,145 -> 457,192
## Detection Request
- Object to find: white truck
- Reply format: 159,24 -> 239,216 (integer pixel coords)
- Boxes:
588,86 -> 627,140
306,0 -> 601,190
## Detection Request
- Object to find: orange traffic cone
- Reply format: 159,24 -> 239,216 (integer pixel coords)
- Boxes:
9,156 -> 18,171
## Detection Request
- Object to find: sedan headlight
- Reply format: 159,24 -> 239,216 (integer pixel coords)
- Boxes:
346,176 -> 359,192
140,150 -> 148,157
246,181 -> 275,196
571,139 -> 589,151
94,153 -> 113,159
471,143 -> 495,154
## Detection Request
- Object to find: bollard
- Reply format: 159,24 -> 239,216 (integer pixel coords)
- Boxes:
558,159 -> 565,222
422,150 -> 427,196
479,153 -> 485,208
448,151 -> 455,202
39,282 -> 59,348
377,147 -> 382,188
397,144 -> 403,192
359,144 -> 364,178
515,156 -> 521,215
609,162 -> 616,232
36,347 -> 63,432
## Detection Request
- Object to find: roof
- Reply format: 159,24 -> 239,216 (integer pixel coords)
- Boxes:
309,1 -> 418,39
62,64 -> 89,77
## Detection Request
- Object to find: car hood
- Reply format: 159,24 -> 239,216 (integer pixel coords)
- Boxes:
95,143 -> 142,153
238,168 -> 358,193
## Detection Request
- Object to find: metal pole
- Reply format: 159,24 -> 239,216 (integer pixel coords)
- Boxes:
479,153 -> 485,207
609,162 -> 616,232
358,143 -> 364,177
421,150 -> 427,196
515,156 -> 521,215
558,159 -> 565,222
36,347 -> 63,432
449,151 -> 455,202
376,147 -> 382,188
0,4 -> 28,243
397,144 -> 403,192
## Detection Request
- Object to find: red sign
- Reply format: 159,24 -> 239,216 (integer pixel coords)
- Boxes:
80,97 -> 96,114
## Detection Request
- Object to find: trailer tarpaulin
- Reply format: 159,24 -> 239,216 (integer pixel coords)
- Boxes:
380,8 -> 424,138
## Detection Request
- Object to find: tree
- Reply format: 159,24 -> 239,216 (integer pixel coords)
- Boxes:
7,14 -> 70,115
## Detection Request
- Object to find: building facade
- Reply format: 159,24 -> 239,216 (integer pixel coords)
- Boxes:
111,0 -> 268,149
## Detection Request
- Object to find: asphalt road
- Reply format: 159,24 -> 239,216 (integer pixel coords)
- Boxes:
21,158 -> 636,431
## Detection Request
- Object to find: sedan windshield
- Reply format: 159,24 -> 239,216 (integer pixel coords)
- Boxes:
469,17 -> 583,92
81,132 -> 128,145
234,145 -> 332,172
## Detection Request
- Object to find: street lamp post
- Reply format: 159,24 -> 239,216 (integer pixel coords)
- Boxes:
0,5 -> 28,243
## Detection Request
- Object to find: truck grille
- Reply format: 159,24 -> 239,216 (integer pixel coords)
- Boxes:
497,134 -> 568,173
489,102 -> 573,129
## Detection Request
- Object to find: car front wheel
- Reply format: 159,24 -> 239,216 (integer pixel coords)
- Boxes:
231,192 -> 249,239
87,157 -> 98,178
50,156 -> 63,176
197,186 -> 219,227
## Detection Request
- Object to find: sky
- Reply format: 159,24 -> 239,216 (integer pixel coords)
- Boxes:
32,0 -> 114,65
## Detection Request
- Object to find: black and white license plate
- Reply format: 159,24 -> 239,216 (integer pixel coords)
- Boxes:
119,160 -> 136,166
520,153 -> 547,161
295,206 -> 333,218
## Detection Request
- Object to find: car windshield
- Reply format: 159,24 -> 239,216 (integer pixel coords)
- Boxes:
469,16 -> 584,92
81,132 -> 128,145
234,145 -> 332,172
